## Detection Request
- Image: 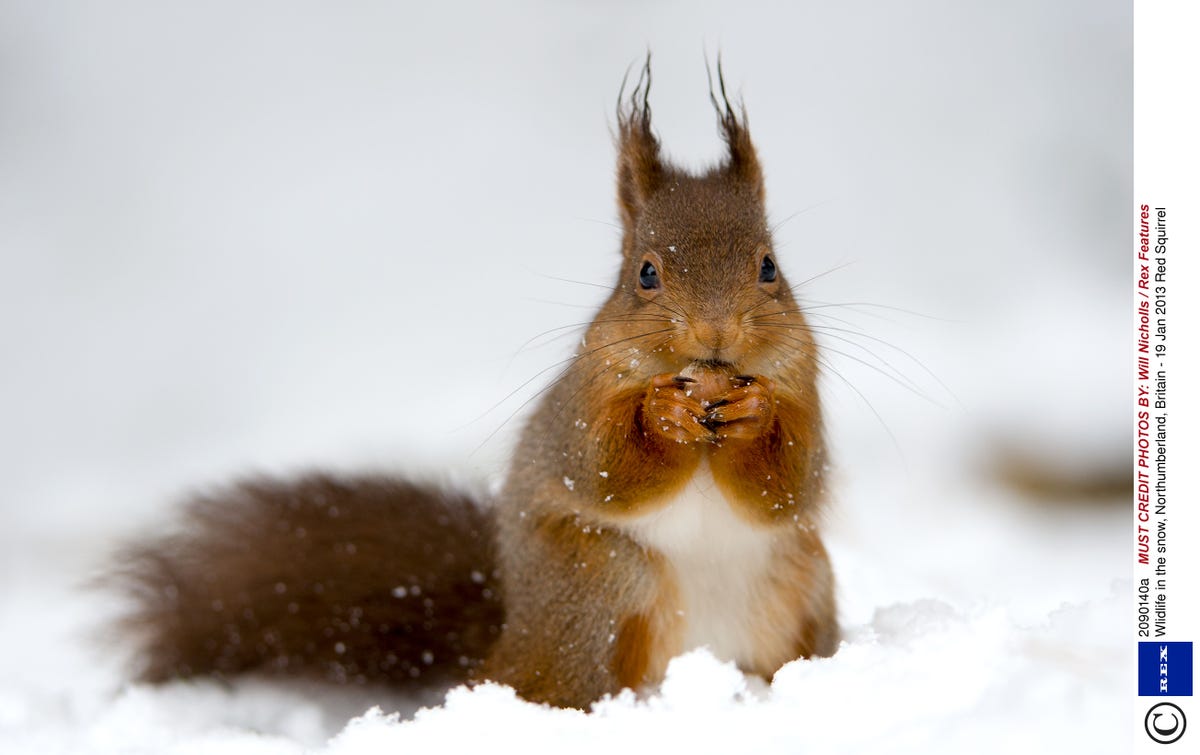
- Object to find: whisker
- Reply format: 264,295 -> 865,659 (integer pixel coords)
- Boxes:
537,274 -> 689,322
798,300 -> 956,323
803,323 -> 961,408
742,261 -> 857,319
759,308 -> 867,332
466,326 -> 675,431
755,325 -> 942,406
784,261 -> 857,295
499,314 -> 674,381
739,260 -> 854,319
523,297 -> 606,310
752,319 -> 924,389
752,306 -> 961,408
469,327 -> 677,453
513,315 -> 672,356
546,332 -> 679,429
571,216 -> 623,231
769,199 -> 834,234
757,323 -> 919,391
757,333 -> 906,463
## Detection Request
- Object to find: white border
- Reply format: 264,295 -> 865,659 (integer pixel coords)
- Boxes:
1134,2 -> 1199,752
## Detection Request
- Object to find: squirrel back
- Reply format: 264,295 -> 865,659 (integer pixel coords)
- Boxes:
112,59 -> 837,709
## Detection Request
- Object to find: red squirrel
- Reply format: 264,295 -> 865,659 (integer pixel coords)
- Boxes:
114,60 -> 839,710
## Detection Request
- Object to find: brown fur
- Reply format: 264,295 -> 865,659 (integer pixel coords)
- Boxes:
112,475 -> 502,686
111,58 -> 838,710
612,613 -> 653,689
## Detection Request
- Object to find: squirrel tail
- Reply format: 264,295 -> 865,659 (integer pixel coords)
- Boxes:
110,474 -> 503,688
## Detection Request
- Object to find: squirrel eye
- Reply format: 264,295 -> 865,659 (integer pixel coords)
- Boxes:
759,254 -> 777,283
639,260 -> 660,290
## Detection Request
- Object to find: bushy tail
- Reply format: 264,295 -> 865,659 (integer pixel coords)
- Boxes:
111,474 -> 503,687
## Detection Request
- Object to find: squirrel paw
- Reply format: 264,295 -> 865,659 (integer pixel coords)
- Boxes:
704,375 -> 777,442
643,374 -> 718,445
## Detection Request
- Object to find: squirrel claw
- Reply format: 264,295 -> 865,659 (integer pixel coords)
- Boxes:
644,373 -> 713,445
704,376 -> 776,441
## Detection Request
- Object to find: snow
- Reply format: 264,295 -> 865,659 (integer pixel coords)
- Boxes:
0,1 -> 1130,753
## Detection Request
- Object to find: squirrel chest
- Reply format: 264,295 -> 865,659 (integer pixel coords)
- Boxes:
620,458 -> 780,670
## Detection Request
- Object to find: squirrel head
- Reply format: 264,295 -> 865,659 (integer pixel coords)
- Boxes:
592,58 -> 812,380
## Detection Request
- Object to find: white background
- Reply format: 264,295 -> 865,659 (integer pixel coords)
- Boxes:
0,2 -> 1137,752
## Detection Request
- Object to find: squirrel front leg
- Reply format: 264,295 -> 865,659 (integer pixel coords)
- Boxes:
705,375 -> 825,523
578,373 -> 715,513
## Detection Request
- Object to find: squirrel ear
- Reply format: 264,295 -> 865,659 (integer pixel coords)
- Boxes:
708,58 -> 764,200
616,56 -> 664,231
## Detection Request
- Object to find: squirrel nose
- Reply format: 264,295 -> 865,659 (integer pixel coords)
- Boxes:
692,320 -> 741,351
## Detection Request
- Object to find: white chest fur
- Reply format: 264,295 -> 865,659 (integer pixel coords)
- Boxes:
622,460 -> 777,667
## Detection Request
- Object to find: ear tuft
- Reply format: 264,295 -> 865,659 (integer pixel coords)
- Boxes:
616,54 -> 664,231
707,56 -> 764,199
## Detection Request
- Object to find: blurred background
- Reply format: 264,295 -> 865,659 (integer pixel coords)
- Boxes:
0,0 -> 1130,746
